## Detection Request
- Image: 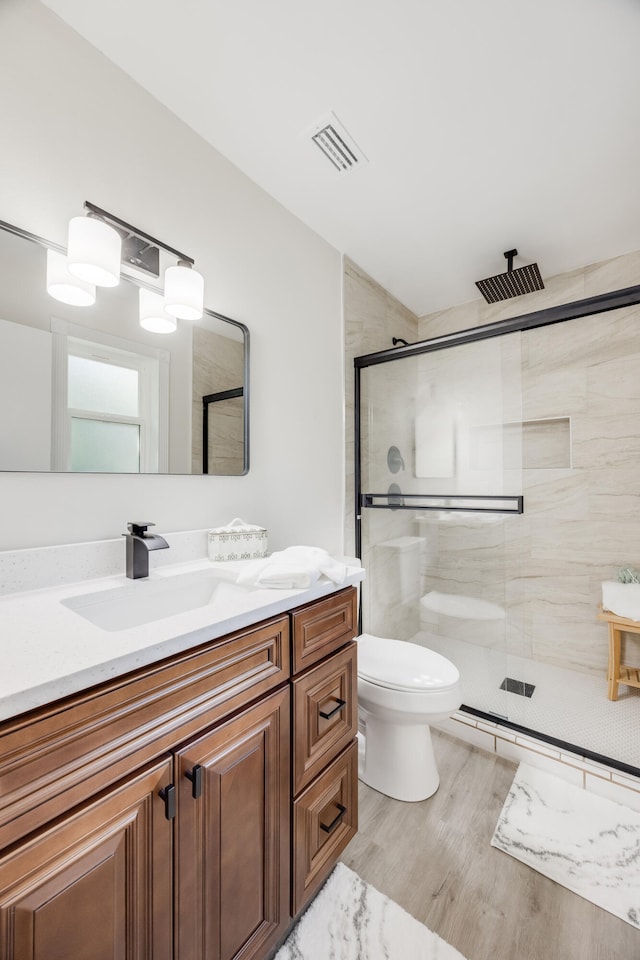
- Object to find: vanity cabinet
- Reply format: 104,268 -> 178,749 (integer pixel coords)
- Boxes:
0,584 -> 359,960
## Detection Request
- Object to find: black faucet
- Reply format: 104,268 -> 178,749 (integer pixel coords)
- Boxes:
124,522 -> 169,579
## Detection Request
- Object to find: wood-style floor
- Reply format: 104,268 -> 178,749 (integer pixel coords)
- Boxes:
340,730 -> 639,960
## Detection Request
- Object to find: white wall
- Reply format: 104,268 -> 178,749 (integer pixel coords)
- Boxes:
0,0 -> 345,553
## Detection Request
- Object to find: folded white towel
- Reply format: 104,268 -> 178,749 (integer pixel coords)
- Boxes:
237,546 -> 347,590
602,581 -> 640,621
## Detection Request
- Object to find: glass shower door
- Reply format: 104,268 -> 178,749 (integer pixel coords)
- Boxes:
358,331 -> 525,723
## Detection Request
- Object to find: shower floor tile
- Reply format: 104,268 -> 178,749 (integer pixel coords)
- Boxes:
414,631 -> 640,771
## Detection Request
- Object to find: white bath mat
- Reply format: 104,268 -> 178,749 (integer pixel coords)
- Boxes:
275,862 -> 467,960
491,763 -> 640,929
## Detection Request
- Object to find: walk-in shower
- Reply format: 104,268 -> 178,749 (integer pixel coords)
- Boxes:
355,284 -> 640,777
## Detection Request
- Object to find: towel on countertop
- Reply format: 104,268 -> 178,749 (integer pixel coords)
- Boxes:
236,546 -> 348,590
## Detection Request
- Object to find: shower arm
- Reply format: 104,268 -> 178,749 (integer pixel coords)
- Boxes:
504,248 -> 517,272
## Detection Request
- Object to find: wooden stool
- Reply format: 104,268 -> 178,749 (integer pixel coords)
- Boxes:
597,607 -> 640,700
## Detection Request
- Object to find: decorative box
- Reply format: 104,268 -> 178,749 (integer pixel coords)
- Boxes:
208,517 -> 268,562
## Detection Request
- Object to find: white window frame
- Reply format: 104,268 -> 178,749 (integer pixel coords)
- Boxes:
51,317 -> 169,473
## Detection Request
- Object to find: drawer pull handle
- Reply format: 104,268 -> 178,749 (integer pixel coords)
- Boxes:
185,763 -> 203,799
158,783 -> 176,820
319,698 -> 347,720
320,802 -> 346,834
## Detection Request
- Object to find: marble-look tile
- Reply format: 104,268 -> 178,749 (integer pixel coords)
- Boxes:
522,365 -> 587,419
418,299 -> 480,340
572,413 -> 640,469
275,862 -> 467,960
586,351 -> 640,416
522,470 -> 588,521
584,249 -> 640,298
492,763 -> 640,929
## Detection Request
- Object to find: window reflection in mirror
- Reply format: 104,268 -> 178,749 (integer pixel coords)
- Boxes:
0,220 -> 249,475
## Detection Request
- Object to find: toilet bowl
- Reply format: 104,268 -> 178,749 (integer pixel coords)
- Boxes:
356,633 -> 461,802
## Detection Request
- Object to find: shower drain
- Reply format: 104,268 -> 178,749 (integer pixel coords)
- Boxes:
500,676 -> 535,698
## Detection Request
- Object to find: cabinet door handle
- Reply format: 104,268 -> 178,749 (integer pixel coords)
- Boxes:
319,697 -> 347,720
185,763 -> 203,799
320,802 -> 346,834
158,783 -> 176,820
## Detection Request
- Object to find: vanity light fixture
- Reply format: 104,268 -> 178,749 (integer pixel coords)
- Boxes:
46,202 -> 205,331
139,288 -> 178,334
46,249 -> 96,306
66,214 -> 122,287
164,259 -> 205,321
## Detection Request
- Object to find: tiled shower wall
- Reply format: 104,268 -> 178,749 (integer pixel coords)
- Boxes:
343,258 -> 421,637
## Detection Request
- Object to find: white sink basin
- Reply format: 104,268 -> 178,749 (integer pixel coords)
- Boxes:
62,569 -> 228,632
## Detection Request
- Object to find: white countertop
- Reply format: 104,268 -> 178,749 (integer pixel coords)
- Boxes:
0,558 -> 364,723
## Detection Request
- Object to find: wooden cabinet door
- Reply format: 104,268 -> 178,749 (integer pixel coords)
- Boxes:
0,757 -> 173,960
175,687 -> 290,960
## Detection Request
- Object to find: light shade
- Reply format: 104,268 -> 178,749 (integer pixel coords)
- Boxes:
67,216 -> 121,287
164,261 -> 204,320
46,249 -> 96,306
139,288 -> 177,334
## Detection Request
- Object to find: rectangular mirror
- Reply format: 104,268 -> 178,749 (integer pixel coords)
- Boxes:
0,219 -> 249,474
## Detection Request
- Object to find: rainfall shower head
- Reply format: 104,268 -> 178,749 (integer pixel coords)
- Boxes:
475,249 -> 544,304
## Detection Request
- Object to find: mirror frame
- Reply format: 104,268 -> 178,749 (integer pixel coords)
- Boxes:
0,217 -> 250,476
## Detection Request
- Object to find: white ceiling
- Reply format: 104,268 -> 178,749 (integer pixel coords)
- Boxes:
41,0 -> 640,316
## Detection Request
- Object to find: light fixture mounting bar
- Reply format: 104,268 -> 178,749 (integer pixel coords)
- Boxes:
84,201 -> 194,279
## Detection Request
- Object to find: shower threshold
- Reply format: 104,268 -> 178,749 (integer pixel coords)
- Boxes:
415,631 -> 640,777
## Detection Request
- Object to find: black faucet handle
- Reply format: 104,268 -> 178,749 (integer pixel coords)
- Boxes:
127,522 -> 156,537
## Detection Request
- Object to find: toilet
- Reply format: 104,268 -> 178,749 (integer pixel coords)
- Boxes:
356,633 -> 461,802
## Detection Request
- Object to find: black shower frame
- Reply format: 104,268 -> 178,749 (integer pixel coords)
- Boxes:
354,280 -> 640,779
202,387 -> 244,475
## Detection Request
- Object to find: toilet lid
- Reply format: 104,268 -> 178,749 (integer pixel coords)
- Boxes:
357,633 -> 459,692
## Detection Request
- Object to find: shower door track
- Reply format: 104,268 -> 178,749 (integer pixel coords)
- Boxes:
463,705 -> 640,779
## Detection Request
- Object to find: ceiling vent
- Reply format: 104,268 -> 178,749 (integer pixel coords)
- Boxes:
309,112 -> 368,174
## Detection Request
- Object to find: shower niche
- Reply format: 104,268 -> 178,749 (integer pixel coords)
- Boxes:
469,416 -> 572,471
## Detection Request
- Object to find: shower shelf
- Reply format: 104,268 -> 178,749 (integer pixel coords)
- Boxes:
361,493 -> 523,514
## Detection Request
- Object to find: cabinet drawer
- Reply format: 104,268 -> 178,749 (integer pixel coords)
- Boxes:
291,587 -> 357,674
292,739 -> 358,915
292,642 -> 357,795
0,616 -> 290,849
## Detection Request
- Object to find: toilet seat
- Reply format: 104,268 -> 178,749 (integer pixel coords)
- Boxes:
357,633 -> 459,693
